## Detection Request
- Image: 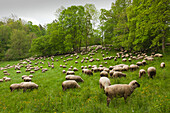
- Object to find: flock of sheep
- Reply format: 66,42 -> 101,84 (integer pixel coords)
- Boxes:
0,45 -> 165,106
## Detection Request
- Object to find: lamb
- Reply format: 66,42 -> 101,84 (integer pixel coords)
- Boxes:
62,80 -> 80,91
10,83 -> 21,92
65,75 -> 84,82
99,77 -> 111,89
100,71 -> 108,77
160,62 -> 165,68
139,69 -> 146,78
20,82 -> 38,92
147,67 -> 156,79
105,80 -> 140,106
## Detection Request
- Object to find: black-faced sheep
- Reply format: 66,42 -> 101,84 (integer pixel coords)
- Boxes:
65,75 -> 84,82
105,80 -> 140,106
100,71 -> 108,77
147,67 -> 156,79
160,62 -> 165,68
99,77 -> 111,89
66,71 -> 75,75
10,83 -> 21,92
62,80 -> 80,91
84,69 -> 93,76
139,69 -> 146,78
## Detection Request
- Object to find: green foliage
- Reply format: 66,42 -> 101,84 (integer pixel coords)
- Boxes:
5,30 -> 31,60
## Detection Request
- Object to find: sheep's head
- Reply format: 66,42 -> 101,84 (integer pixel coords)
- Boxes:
129,80 -> 140,89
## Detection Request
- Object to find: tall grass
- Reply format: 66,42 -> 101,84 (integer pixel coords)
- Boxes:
0,47 -> 170,113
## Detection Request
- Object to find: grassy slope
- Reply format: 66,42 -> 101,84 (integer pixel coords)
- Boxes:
0,47 -> 170,113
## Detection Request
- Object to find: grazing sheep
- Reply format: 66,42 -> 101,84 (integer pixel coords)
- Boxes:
160,62 -> 165,68
128,58 -> 132,62
139,69 -> 146,78
147,67 -> 156,79
99,77 -> 111,89
63,70 -> 66,73
105,80 -> 140,106
91,67 -> 99,72
20,82 -> 38,92
84,69 -> 93,76
130,64 -> 139,71
22,75 -> 28,79
5,77 -> 11,82
136,62 -> 143,66
62,80 -> 80,91
123,65 -> 129,71
112,72 -> 126,78
10,83 -> 21,92
100,71 -> 108,77
142,60 -> 147,65
65,75 -> 84,82
73,67 -> 78,71
0,79 -> 3,82
29,75 -> 33,78
122,58 -> 127,62
66,71 -> 75,75
24,77 -> 32,82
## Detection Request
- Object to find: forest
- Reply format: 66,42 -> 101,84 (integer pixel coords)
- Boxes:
0,0 -> 169,61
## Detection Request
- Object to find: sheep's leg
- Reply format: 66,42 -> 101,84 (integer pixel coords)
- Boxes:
124,96 -> 127,103
23,88 -> 27,93
107,97 -> 111,107
99,83 -> 102,89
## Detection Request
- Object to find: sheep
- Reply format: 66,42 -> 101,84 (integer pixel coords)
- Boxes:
20,82 -> 38,92
65,75 -> 84,82
24,77 -> 32,82
139,69 -> 146,78
100,71 -> 108,77
136,62 -> 143,66
160,62 -> 165,68
99,77 -> 111,89
62,80 -> 80,91
0,79 -> 3,82
105,80 -> 140,106
112,72 -> 126,78
5,77 -> 11,82
147,67 -> 156,79
84,69 -> 93,76
142,60 -> 147,65
91,67 -> 99,72
66,71 -> 75,75
63,70 -> 66,73
123,65 -> 129,71
73,67 -> 78,71
29,75 -> 33,78
130,64 -> 139,71
10,83 -> 21,92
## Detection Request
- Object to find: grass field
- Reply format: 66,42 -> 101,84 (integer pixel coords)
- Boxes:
0,47 -> 170,113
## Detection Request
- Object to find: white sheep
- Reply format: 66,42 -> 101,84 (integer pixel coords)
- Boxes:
65,75 -> 84,82
62,80 -> 80,91
139,69 -> 146,78
23,77 -> 32,82
10,83 -> 21,92
105,80 -> 140,106
99,77 -> 111,89
147,67 -> 156,79
0,79 -> 3,82
20,82 -> 38,92
66,71 -> 75,75
160,62 -> 165,68
100,71 -> 108,77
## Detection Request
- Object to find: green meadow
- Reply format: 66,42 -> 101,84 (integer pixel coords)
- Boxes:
0,47 -> 170,113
